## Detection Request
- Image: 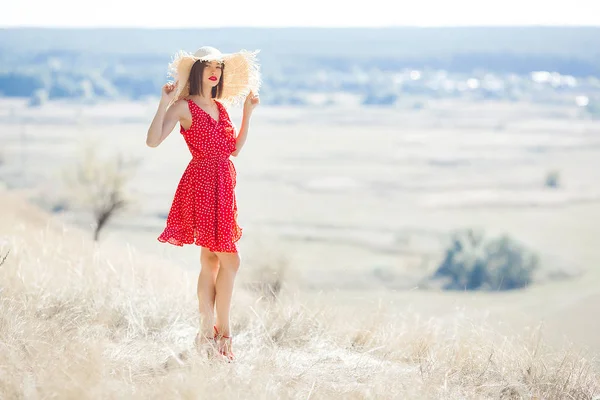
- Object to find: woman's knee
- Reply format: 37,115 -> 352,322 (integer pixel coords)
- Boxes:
218,252 -> 241,272
201,247 -> 217,258
201,248 -> 219,266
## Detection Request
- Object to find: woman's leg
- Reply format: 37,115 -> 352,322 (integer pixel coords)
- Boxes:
214,251 -> 241,338
197,247 -> 220,337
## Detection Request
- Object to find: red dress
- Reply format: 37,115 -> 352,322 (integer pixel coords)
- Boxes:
158,99 -> 242,253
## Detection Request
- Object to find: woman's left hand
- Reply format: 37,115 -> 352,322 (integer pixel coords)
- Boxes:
244,91 -> 260,114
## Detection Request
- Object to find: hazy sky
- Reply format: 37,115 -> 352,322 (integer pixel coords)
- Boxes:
3,0 -> 599,27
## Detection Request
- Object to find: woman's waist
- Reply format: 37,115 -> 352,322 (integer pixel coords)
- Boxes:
189,154 -> 232,162
186,156 -> 236,183
187,156 -> 234,172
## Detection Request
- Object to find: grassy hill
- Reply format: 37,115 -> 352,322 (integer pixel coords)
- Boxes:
1,185 -> 599,399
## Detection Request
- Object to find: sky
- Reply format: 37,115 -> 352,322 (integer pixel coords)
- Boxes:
2,0 -> 599,28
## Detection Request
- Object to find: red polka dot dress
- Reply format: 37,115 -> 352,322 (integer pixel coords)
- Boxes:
158,99 -> 242,253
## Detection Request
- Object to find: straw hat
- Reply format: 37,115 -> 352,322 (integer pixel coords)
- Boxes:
167,46 -> 261,107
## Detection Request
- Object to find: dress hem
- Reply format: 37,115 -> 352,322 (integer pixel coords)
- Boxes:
157,231 -> 242,253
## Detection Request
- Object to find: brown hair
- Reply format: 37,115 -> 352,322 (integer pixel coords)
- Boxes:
188,60 -> 224,98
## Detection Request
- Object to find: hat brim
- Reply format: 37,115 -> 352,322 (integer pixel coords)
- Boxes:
168,49 -> 261,107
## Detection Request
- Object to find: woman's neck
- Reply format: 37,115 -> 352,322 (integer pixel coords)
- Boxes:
198,89 -> 213,102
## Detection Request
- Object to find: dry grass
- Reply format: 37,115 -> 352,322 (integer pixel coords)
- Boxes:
0,250 -> 8,267
0,204 -> 599,399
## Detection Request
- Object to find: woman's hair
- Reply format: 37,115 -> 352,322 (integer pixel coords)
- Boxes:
188,60 -> 224,98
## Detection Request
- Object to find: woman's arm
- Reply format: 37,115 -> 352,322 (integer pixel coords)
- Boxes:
231,111 -> 251,157
146,82 -> 181,148
232,91 -> 260,157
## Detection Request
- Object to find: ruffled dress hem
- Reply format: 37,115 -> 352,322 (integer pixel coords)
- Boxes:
157,227 -> 242,253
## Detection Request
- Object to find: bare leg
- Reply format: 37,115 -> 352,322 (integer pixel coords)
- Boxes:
197,247 -> 220,338
214,251 -> 241,359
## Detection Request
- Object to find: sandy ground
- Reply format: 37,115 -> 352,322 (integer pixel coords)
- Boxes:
1,97 -> 600,359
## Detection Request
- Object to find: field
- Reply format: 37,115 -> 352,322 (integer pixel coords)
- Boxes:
1,97 -> 599,398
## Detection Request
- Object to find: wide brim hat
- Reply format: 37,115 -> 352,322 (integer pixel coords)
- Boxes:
168,46 -> 261,107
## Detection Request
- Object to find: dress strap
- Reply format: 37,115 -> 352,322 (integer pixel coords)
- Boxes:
186,98 -> 196,110
186,99 -> 200,120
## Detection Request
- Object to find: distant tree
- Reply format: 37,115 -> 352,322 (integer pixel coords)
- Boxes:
49,76 -> 79,99
63,142 -> 140,241
91,76 -> 119,98
28,89 -> 49,107
362,93 -> 398,106
0,73 -> 44,97
111,76 -> 159,100
585,101 -> 600,119
78,79 -> 95,101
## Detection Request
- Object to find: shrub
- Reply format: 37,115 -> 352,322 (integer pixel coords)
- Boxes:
545,170 -> 560,188
428,229 -> 539,291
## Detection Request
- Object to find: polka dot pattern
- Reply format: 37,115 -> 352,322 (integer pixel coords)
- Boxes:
158,99 -> 241,253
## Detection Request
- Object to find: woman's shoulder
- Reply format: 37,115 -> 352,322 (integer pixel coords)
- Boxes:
172,98 -> 190,109
170,98 -> 192,114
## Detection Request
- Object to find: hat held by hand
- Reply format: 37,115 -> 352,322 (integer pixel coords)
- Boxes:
168,46 -> 261,107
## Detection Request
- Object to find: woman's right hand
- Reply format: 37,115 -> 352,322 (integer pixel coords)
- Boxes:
161,81 -> 177,102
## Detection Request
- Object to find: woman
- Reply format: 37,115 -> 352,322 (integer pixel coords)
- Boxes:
146,46 -> 260,361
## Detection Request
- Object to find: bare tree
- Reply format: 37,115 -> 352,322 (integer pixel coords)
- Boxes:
64,142 -> 140,241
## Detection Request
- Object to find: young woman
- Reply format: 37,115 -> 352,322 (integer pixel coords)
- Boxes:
146,46 -> 260,361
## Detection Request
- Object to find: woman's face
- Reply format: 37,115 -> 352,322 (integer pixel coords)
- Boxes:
203,61 -> 223,88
